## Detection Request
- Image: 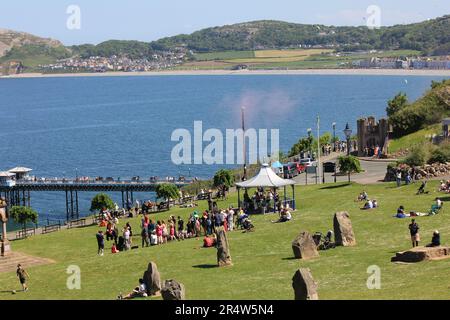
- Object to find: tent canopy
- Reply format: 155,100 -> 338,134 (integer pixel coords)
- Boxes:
236,163 -> 296,188
271,161 -> 283,168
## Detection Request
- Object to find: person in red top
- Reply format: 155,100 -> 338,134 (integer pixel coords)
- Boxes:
111,243 -> 119,254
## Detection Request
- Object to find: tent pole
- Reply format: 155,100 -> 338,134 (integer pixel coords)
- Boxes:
237,187 -> 241,209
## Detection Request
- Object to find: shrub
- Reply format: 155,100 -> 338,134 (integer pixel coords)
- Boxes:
404,146 -> 428,166
337,155 -> 362,174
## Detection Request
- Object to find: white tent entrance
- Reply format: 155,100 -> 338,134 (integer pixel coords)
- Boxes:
236,164 -> 296,214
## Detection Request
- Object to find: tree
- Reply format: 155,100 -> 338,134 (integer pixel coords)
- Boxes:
10,206 -> 38,237
213,169 -> 234,194
338,156 -> 362,182
90,193 -> 115,212
155,184 -> 179,203
319,132 -> 331,146
386,92 -> 408,117
289,137 -> 314,157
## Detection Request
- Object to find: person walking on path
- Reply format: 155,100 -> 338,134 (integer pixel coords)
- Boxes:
409,219 -> 420,247
96,230 -> 105,256
16,264 -> 30,292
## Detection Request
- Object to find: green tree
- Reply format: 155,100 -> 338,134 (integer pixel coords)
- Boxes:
90,193 -> 115,212
289,137 -> 314,157
155,184 -> 180,203
213,169 -> 234,193
319,132 -> 331,146
10,206 -> 38,236
386,92 -> 408,117
338,155 -> 362,182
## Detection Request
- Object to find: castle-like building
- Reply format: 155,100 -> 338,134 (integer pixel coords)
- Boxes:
357,117 -> 392,157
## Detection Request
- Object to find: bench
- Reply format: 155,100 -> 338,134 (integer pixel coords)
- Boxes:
15,228 -> 36,240
68,218 -> 86,229
42,223 -> 61,234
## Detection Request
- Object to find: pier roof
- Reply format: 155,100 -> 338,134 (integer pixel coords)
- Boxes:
8,167 -> 32,173
0,171 -> 15,177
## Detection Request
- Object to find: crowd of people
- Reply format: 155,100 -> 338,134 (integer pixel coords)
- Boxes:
95,205 -> 255,255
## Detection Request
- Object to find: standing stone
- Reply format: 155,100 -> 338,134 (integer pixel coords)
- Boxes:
333,211 -> 356,247
216,227 -> 232,267
143,261 -> 161,296
292,268 -> 319,300
0,199 -> 11,256
161,279 -> 186,300
292,231 -> 319,259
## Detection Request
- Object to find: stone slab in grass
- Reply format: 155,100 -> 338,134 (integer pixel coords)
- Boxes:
161,279 -> 185,300
391,246 -> 450,263
292,231 -> 319,260
334,211 -> 356,247
143,261 -> 162,296
292,268 -> 319,300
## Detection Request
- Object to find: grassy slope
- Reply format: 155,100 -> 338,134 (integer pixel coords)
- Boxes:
188,49 -> 422,70
1,181 -> 449,300
389,124 -> 441,154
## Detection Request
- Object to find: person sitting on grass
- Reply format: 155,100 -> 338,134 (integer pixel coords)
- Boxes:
426,230 -> 441,247
118,279 -> 147,300
203,234 -> 217,248
395,206 -> 407,218
111,243 -> 119,254
430,198 -> 443,215
372,199 -> 378,208
357,191 -> 368,202
272,207 -> 292,223
362,199 -> 374,210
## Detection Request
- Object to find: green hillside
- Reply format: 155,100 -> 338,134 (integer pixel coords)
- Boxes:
152,15 -> 450,54
388,79 -> 450,138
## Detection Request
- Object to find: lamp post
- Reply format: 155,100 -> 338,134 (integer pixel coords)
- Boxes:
307,128 -> 312,159
343,123 -> 353,183
332,122 -> 336,152
241,106 -> 247,181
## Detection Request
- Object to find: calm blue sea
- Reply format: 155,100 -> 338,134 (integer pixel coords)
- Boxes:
0,74 -> 448,225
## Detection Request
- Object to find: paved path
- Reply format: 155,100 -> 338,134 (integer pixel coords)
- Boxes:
0,251 -> 54,274
293,155 -> 393,186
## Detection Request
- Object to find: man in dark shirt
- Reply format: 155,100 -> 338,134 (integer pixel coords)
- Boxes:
408,219 -> 420,247
16,264 -> 30,292
177,216 -> 184,236
96,230 -> 105,256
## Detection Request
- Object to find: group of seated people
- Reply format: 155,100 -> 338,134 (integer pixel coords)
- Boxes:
356,191 -> 378,210
395,198 -> 443,218
439,180 -> 450,193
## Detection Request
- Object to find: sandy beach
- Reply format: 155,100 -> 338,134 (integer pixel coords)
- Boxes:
2,68 -> 450,79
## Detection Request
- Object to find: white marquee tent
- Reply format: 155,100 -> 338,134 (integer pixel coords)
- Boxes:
236,164 -> 296,212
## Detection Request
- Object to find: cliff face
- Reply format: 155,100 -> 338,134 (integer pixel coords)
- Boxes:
0,29 -> 64,57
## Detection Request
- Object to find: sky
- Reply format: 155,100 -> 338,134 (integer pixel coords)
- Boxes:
0,0 -> 448,45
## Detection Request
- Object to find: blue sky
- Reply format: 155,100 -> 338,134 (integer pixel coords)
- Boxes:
1,0 -> 448,45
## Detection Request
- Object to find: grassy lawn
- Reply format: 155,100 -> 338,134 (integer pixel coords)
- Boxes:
388,124 -> 441,154
1,180 -> 449,300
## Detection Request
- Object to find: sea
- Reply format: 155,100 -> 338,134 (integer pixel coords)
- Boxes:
0,74 -> 448,226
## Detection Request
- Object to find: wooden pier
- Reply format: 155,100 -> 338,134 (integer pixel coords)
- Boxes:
0,177 -> 192,221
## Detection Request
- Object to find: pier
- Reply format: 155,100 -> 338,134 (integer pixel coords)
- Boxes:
0,168 -> 193,221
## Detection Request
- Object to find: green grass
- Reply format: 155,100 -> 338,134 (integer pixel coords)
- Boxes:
388,124 -> 441,154
193,51 -> 255,61
1,180 -> 449,300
